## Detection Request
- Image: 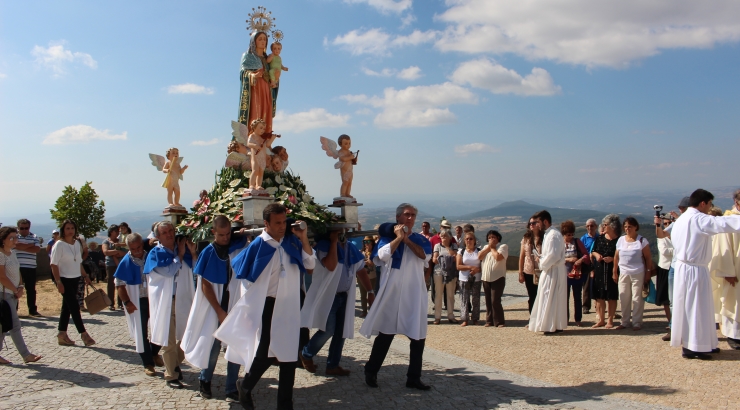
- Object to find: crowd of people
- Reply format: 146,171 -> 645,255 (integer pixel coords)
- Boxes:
2,189 -> 740,408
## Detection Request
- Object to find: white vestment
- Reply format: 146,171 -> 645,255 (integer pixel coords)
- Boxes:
182,247 -> 244,369
359,242 -> 431,340
148,262 -> 196,347
301,243 -> 364,339
528,227 -> 567,332
670,207 -> 740,351
124,284 -> 144,353
214,232 -> 316,369
708,209 -> 740,340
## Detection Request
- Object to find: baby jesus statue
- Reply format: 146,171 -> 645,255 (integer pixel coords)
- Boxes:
247,118 -> 277,191
320,134 -> 358,200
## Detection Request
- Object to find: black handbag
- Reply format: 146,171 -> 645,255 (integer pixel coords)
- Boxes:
0,286 -> 14,333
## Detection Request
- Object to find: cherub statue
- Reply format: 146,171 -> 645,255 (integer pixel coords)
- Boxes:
271,145 -> 289,172
266,41 -> 288,89
149,147 -> 188,207
226,121 -> 251,170
320,134 -> 358,200
247,118 -> 276,190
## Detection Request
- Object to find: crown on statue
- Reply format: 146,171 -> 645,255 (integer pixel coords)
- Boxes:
271,29 -> 284,42
247,6 -> 275,33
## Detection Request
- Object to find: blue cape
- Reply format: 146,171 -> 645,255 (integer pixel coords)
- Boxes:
193,236 -> 249,284
143,245 -> 189,274
377,223 -> 432,269
314,239 -> 364,267
232,235 -> 306,282
113,252 -> 145,285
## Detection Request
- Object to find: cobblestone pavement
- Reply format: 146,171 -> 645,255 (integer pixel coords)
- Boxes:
0,275 -> 679,409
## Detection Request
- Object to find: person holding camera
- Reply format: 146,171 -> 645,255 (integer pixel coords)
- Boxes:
479,230 -> 508,327
655,214 -> 674,341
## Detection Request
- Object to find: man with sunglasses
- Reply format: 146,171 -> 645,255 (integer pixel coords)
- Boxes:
15,219 -> 41,317
580,219 -> 599,315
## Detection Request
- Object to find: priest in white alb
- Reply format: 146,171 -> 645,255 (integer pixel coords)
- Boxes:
143,221 -> 196,389
299,229 -> 373,376
708,189 -> 740,351
181,215 -> 247,400
671,189 -> 740,359
360,203 -> 433,391
213,203 -> 314,410
528,210 -> 568,335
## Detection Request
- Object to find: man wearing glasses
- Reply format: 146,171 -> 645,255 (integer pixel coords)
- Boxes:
15,219 -> 42,317
580,219 -> 599,315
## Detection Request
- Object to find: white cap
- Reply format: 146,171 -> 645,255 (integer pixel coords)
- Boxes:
52,229 -> 60,234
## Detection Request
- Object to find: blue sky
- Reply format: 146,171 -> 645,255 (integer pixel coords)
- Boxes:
2,0 -> 740,218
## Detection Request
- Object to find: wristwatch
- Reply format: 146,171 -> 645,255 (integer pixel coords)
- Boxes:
123,300 -> 132,307
367,290 -> 375,295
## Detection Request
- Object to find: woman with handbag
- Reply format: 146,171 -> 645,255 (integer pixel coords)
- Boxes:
50,219 -> 96,346
432,229 -> 458,324
613,216 -> 653,331
561,221 -> 590,327
0,226 -> 42,364
519,216 -> 543,315
591,214 -> 621,328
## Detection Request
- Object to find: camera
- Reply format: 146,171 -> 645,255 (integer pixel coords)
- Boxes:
653,205 -> 663,227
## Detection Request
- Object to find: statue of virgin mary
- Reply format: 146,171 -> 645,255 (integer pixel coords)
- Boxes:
238,31 -> 276,134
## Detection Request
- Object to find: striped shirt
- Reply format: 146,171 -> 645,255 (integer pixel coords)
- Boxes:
16,233 -> 40,269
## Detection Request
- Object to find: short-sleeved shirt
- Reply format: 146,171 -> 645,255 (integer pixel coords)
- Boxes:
113,252 -> 148,295
458,248 -> 481,282
433,242 -> 458,277
103,238 -> 120,267
480,243 -> 508,282
0,251 -> 21,294
616,235 -> 649,275
50,240 -> 83,279
16,233 -> 40,269
46,239 -> 56,257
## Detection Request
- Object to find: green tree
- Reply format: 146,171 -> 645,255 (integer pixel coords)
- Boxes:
50,181 -> 107,238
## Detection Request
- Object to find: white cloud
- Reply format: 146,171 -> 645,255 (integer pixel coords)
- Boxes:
191,138 -> 219,146
167,83 -> 215,95
362,65 -> 422,80
454,143 -> 500,156
273,108 -> 350,133
31,41 -> 97,76
341,82 -> 478,128
397,66 -> 422,80
400,13 -> 416,28
435,0 -> 740,68
343,0 -> 412,14
332,28 -> 436,56
0,73 -> 6,79
42,125 -> 127,145
450,58 -> 561,96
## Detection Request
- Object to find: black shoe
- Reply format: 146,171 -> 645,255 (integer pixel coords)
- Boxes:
175,366 -> 183,380
406,379 -> 431,391
543,331 -> 557,336
166,379 -> 184,389
365,372 -> 378,388
728,338 -> 740,350
199,380 -> 212,399
711,347 -> 720,354
555,329 -> 564,333
682,348 -> 712,360
225,391 -> 240,402
237,378 -> 255,410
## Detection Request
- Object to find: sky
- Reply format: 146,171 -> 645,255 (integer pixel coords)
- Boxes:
2,0 -> 740,218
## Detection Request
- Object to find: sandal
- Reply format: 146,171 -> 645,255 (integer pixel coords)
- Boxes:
433,319 -> 440,325
614,325 -> 626,330
81,332 -> 96,347
23,354 -> 42,363
632,326 -> 642,331
460,321 -> 468,327
0,356 -> 10,365
57,332 -> 75,346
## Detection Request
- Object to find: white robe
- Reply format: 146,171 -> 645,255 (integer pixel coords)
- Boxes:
528,227 -> 567,332
148,262 -> 196,347
214,232 -> 316,370
301,245 -> 364,339
182,247 -> 244,369
708,209 -> 740,340
359,243 -> 431,341
123,284 -> 144,353
670,207 -> 740,351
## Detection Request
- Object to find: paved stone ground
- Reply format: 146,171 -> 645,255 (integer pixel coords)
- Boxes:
0,273 -> 706,410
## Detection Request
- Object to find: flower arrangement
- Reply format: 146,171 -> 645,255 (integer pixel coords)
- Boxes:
178,166 -> 341,242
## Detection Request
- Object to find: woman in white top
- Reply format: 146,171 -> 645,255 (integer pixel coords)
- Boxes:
457,232 -> 481,326
50,220 -> 95,347
431,229 -> 458,324
478,230 -> 508,327
613,216 -> 653,331
655,216 -> 674,338
0,227 -> 42,365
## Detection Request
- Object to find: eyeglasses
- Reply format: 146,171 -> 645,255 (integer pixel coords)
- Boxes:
528,222 -> 538,226
586,225 -> 597,228
19,227 -> 30,231
363,240 -> 373,244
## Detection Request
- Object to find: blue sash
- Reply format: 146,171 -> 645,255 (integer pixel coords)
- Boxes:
376,223 -> 432,269
113,252 -> 144,285
232,235 -> 306,282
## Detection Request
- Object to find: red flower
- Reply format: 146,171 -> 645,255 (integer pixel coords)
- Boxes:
288,195 -> 297,205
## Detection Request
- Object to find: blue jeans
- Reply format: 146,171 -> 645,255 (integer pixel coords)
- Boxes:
301,292 -> 348,370
199,337 -> 240,393
667,266 -> 674,328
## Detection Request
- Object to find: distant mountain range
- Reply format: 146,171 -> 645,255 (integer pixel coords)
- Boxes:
459,200 -> 608,222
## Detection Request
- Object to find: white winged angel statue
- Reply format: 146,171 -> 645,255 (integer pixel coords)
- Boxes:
149,147 -> 188,208
320,134 -> 358,202
225,120 -> 251,170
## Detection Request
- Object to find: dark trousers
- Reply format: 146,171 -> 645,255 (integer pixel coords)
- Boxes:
58,277 -> 86,333
365,332 -> 425,382
19,267 -> 37,314
138,297 -> 162,367
106,266 -> 118,307
243,297 -> 296,410
523,273 -> 538,314
582,275 -> 592,311
483,277 -> 506,326
567,280 -> 584,323
299,289 -> 309,358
